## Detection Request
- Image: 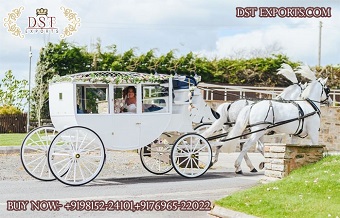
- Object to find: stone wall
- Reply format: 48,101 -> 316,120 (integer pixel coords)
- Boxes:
264,144 -> 324,178
206,100 -> 340,152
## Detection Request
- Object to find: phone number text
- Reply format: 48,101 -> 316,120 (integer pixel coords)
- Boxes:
7,200 -> 212,212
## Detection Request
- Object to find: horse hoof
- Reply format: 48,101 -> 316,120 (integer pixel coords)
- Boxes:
259,162 -> 265,170
250,168 -> 258,173
209,162 -> 214,169
236,170 -> 243,174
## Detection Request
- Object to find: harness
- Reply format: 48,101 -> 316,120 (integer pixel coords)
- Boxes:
291,101 -> 306,137
264,98 -> 322,138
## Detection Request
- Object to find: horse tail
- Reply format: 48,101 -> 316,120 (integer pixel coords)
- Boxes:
216,103 -> 226,117
222,105 -> 252,150
216,103 -> 230,122
201,102 -> 230,138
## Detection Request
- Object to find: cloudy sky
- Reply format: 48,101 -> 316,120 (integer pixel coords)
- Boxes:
1,0 -> 339,82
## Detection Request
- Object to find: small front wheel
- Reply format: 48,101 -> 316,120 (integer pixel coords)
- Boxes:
48,126 -> 106,186
140,133 -> 176,175
140,142 -> 173,175
171,133 -> 212,178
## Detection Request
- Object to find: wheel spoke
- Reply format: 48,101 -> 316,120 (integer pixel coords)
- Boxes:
24,144 -> 46,152
140,134 -> 173,175
79,146 -> 102,154
194,144 -> 207,153
172,133 -> 212,178
80,138 -> 97,151
73,160 -> 78,182
39,158 -> 48,178
57,159 -> 72,175
31,156 -> 46,174
25,154 -> 45,166
192,158 -> 200,169
21,126 -> 58,181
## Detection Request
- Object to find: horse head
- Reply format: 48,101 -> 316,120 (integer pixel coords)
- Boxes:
318,77 -> 332,105
300,76 -> 330,104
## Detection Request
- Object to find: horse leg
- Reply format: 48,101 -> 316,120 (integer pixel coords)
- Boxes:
308,126 -> 319,145
243,139 -> 266,172
212,146 -> 222,166
238,142 -> 257,173
212,123 -> 231,164
255,138 -> 266,170
243,152 -> 257,173
235,132 -> 264,174
256,137 -> 265,155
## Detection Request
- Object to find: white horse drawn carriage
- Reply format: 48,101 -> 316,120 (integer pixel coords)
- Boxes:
20,66 -> 331,186
20,71 -> 217,186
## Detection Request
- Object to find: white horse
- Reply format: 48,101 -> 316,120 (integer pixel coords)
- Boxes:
225,73 -> 331,173
201,64 -> 306,171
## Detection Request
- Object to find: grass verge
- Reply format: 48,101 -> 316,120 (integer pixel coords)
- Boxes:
0,133 -> 26,146
215,155 -> 340,218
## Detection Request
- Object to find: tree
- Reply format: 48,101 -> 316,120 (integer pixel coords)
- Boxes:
0,70 -> 28,112
32,40 -> 92,123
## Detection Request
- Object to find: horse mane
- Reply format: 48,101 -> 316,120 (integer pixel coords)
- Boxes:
277,63 -> 298,83
295,65 -> 316,81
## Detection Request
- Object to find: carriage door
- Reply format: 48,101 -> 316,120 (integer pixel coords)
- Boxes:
111,85 -> 141,149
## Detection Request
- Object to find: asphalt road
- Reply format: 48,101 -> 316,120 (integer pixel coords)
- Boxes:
0,151 -> 266,218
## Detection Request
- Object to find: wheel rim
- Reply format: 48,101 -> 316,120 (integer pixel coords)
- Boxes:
21,126 -> 58,181
48,126 -> 105,186
172,133 -> 212,178
140,142 -> 173,175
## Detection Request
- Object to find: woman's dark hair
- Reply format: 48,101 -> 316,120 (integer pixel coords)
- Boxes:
123,86 -> 136,98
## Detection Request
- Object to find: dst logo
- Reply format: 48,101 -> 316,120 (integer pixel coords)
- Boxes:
26,8 -> 59,34
3,6 -> 81,39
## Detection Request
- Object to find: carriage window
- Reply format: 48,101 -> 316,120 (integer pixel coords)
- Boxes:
113,86 -> 137,114
76,84 -> 109,114
142,84 -> 169,113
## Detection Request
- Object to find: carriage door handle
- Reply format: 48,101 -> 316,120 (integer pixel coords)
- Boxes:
136,122 -> 141,125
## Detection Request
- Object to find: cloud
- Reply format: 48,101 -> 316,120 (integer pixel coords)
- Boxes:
197,3 -> 340,65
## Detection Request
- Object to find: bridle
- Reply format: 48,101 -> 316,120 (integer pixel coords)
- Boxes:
319,81 -> 331,105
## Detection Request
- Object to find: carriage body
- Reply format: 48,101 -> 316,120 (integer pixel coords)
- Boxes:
48,71 -> 196,150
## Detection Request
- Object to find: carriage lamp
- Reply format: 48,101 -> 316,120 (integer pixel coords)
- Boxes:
194,73 -> 201,83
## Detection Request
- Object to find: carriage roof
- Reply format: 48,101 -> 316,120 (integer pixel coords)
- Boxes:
49,71 -> 171,85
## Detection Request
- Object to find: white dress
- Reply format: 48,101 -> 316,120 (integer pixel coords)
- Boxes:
125,103 -> 136,113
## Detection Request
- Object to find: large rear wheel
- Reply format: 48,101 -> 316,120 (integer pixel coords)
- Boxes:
20,126 -> 58,181
48,126 -> 106,186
